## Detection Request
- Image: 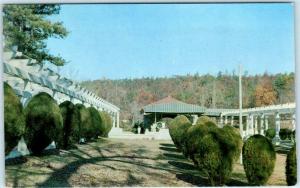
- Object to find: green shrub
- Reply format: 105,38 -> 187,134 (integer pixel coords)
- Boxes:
75,104 -> 92,140
99,111 -> 113,137
184,120 -> 242,185
4,82 -> 25,155
59,101 -> 80,148
24,92 -> 63,154
265,128 -> 276,140
286,144 -> 297,185
183,119 -> 218,161
196,115 -> 216,125
87,107 -> 102,139
242,135 -> 276,185
279,128 -> 292,140
168,115 -> 191,150
174,122 -> 192,149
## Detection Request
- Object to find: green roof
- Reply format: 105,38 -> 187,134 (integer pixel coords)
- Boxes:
141,96 -> 236,115
142,96 -> 206,113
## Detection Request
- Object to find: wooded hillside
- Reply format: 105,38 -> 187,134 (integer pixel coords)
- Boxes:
81,72 -> 294,121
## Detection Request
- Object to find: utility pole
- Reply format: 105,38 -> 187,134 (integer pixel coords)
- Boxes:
239,64 -> 243,164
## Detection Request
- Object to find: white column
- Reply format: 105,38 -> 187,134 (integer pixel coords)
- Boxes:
231,116 -> 234,126
292,113 -> 296,131
254,116 -> 258,134
260,114 -> 265,135
117,111 -> 120,128
220,114 -> 223,126
192,114 -> 198,125
273,112 -> 281,145
247,114 -> 254,136
265,116 -> 269,130
225,116 -> 228,125
112,113 -> 116,128
52,91 -> 57,102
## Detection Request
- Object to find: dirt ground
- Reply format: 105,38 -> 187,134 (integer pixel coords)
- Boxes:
5,138 -> 287,187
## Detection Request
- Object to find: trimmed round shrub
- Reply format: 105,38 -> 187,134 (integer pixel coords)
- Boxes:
168,115 -> 191,150
101,111 -> 113,137
196,115 -> 216,125
75,104 -> 92,141
174,122 -> 192,149
87,107 -> 102,139
242,135 -> 276,185
279,128 -> 292,140
24,92 -> 63,154
183,118 -> 218,161
286,144 -> 297,185
59,101 -> 80,149
184,121 -> 242,185
265,128 -> 276,140
218,125 -> 243,161
4,82 -> 25,155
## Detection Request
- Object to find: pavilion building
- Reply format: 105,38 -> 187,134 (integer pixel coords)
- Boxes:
140,96 -> 227,128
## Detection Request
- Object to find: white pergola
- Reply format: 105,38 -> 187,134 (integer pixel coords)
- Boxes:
218,103 -> 296,144
3,50 -> 120,128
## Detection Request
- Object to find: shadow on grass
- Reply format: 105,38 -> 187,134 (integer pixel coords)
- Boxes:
168,161 -> 197,171
5,156 -> 28,166
176,173 -> 210,186
37,154 -> 181,187
163,153 -> 186,160
159,146 -> 180,153
226,178 -> 249,186
176,172 -> 249,186
160,143 -> 176,148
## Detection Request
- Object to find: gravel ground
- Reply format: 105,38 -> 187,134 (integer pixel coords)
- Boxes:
5,138 -> 287,187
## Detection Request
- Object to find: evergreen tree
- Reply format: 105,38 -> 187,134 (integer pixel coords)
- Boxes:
3,4 -> 68,66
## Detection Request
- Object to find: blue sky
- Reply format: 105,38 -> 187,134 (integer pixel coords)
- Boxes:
46,3 -> 295,81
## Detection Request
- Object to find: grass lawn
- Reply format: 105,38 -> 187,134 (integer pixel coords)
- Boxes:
5,138 -> 287,187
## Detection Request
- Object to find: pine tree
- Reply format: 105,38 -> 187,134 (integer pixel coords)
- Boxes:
3,4 -> 68,66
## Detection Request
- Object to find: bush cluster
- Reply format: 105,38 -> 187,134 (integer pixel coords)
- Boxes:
170,115 -> 242,186
279,128 -> 293,140
286,144 -> 297,186
242,135 -> 276,185
4,82 -> 115,155
4,82 -> 25,155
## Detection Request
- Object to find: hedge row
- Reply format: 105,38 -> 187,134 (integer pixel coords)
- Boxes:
4,83 -> 114,155
168,115 -> 242,185
168,115 -> 297,186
